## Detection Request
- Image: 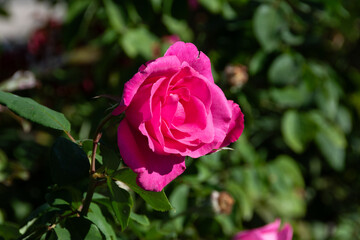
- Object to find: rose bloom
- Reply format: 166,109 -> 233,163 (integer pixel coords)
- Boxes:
233,219 -> 293,240
113,42 -> 244,191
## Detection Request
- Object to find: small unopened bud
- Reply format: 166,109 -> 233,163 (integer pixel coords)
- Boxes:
331,33 -> 344,50
224,64 -> 248,89
211,191 -> 235,215
115,180 -> 131,192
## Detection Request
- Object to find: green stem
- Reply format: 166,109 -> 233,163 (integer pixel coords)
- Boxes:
80,175 -> 97,216
80,112 -> 114,216
64,130 -> 77,143
90,113 -> 113,174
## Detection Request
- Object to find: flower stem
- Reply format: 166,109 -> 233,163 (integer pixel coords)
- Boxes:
90,113 -> 113,174
80,175 -> 97,216
64,130 -> 77,143
80,112 -> 114,216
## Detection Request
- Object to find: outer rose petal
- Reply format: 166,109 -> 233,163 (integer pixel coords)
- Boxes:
233,219 -> 293,240
117,118 -> 186,192
219,100 -> 245,148
112,55 -> 181,116
234,220 -> 280,240
278,224 -> 293,240
164,41 -> 213,81
184,79 -> 234,157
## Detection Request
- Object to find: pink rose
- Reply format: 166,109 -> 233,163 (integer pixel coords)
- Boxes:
113,42 -> 244,191
233,219 -> 293,240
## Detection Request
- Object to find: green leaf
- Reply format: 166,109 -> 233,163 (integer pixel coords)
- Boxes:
230,135 -> 260,165
65,217 -> 103,239
45,231 -> 57,240
103,0 -> 125,33
315,78 -> 340,120
267,191 -> 306,218
50,137 -> 90,185
101,144 -> 120,174
162,15 -> 193,42
308,111 -> 347,148
281,110 -> 314,153
253,4 -> 283,52
0,222 -> 20,240
268,53 -> 302,85
19,204 -> 51,234
45,187 -> 82,211
66,1 -> 89,23
215,215 -> 235,236
270,155 -> 304,188
315,132 -> 345,171
20,207 -> 62,239
198,0 -> 222,13
120,27 -> 157,59
269,85 -> 307,107
112,169 -> 172,211
169,185 -> 190,232
227,180 -> 253,221
53,225 -> 71,239
150,0 -> 162,12
281,28 -> 304,46
199,150 -> 223,170
222,1 -> 237,20
130,212 -> 150,226
107,177 -> 132,230
336,106 -> 352,134
195,162 -> 212,183
249,50 -> 266,75
20,226 -> 49,240
88,203 -> 117,239
242,168 -> 267,201
0,91 -> 71,132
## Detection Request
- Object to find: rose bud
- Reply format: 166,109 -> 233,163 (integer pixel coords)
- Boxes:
211,191 -> 235,215
224,64 -> 248,89
233,219 -> 293,240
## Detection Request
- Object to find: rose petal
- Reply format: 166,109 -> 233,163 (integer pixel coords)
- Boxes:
124,83 -> 153,128
258,219 -> 281,233
163,110 -> 215,157
162,93 -> 180,123
188,81 -> 232,153
278,224 -> 293,240
261,231 -> 280,240
139,101 -> 165,153
219,100 -> 244,148
233,220 -> 281,240
139,76 -> 171,153
173,95 -> 207,131
112,103 -> 127,115
164,41 -> 213,81
113,55 -> 181,115
172,64 -> 212,113
117,118 -> 186,192
171,87 -> 190,101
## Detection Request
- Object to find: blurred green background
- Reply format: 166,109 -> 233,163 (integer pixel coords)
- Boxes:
0,0 -> 360,239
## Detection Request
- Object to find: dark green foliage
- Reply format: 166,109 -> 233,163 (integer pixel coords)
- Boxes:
0,91 -> 71,132
106,177 -> 132,230
112,169 -> 172,212
50,137 -> 90,185
64,217 -> 102,239
1,0 -> 360,239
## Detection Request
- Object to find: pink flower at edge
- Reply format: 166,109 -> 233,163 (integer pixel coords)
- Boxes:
113,41 -> 244,192
233,219 -> 293,240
